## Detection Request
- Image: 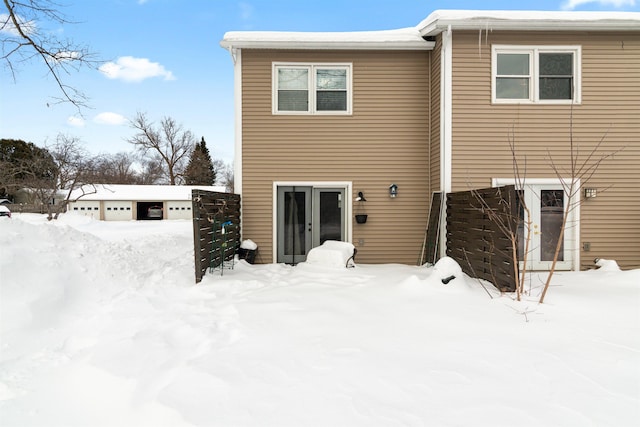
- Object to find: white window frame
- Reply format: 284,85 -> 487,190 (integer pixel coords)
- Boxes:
492,45 -> 581,105
273,63 -> 353,115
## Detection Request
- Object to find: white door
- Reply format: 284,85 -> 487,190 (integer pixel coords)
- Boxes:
518,184 -> 575,270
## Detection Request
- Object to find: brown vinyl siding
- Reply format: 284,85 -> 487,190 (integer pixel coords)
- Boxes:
450,30 -> 640,269
241,49 -> 431,264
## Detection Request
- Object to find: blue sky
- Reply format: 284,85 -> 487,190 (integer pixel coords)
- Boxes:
1,0 -> 638,165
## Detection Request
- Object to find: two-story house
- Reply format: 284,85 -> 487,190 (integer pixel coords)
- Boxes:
220,10 -> 640,270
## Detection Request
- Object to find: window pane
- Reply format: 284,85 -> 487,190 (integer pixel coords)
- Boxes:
539,53 -> 573,100
496,77 -> 529,99
284,191 -> 307,256
317,91 -> 347,111
539,53 -> 572,76
540,77 -> 572,99
278,90 -> 308,111
540,190 -> 564,262
316,69 -> 346,90
278,68 -> 308,90
497,53 -> 529,75
319,192 -> 342,244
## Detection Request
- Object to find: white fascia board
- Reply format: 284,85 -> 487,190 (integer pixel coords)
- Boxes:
419,10 -> 640,36
221,40 -> 435,50
220,28 -> 435,51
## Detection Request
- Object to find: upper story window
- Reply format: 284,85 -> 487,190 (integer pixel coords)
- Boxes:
273,63 -> 352,115
492,46 -> 581,104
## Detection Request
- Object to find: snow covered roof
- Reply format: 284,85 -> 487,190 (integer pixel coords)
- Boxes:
68,185 -> 227,202
220,10 -> 640,52
418,10 -> 640,36
220,27 -> 434,51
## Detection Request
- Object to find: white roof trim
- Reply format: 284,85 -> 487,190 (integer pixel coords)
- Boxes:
220,10 -> 639,52
220,28 -> 434,51
419,10 -> 640,36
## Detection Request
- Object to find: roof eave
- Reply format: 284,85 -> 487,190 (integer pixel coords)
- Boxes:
420,19 -> 640,36
220,40 -> 435,51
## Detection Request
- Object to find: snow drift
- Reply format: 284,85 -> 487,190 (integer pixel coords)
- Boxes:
1,214 -> 638,426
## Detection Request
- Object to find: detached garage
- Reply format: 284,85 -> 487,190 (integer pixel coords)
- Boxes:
68,185 -> 226,221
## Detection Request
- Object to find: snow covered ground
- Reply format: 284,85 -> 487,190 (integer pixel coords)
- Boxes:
1,214 -> 638,427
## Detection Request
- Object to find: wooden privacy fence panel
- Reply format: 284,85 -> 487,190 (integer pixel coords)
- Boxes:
192,190 -> 241,283
446,185 -> 519,292
419,192 -> 442,266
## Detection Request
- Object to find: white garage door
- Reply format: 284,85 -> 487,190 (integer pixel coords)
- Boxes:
104,202 -> 133,221
167,202 -> 192,220
70,201 -> 101,219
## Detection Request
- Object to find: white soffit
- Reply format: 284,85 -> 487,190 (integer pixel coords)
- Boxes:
418,10 -> 640,36
220,27 -> 434,51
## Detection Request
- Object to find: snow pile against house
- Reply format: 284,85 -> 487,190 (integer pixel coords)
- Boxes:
305,240 -> 356,268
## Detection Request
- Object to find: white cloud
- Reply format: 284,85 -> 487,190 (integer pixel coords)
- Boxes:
0,13 -> 36,36
562,0 -> 636,10
67,116 -> 85,127
99,56 -> 175,83
93,112 -> 127,126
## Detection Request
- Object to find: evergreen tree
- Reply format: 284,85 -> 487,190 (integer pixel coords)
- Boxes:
184,137 -> 216,185
0,139 -> 58,198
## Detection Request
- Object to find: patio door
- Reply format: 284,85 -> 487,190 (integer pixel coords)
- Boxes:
277,186 -> 346,264
518,184 -> 575,270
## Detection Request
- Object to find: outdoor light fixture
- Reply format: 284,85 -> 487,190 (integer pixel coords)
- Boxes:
584,188 -> 597,199
389,184 -> 398,198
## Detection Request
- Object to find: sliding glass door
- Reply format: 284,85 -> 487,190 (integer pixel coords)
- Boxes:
277,186 -> 346,264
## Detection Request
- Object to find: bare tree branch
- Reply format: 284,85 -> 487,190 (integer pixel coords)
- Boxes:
1,0 -> 101,110
538,115 -> 624,304
127,112 -> 195,185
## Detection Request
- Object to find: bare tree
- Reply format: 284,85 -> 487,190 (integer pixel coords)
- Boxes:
1,0 -> 99,109
470,118 -> 620,303
506,129 -> 534,299
84,152 -> 140,184
538,123 -> 622,303
136,157 -> 164,185
468,129 -> 533,301
218,162 -> 234,193
127,112 -> 195,185
46,134 -> 98,219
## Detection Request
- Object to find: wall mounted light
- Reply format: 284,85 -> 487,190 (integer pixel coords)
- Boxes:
584,188 -> 597,199
389,184 -> 398,198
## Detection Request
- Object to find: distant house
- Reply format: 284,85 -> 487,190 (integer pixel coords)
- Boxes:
220,10 -> 640,270
67,185 -> 226,221
12,188 -> 66,206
